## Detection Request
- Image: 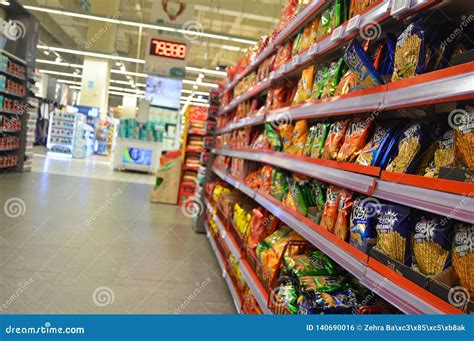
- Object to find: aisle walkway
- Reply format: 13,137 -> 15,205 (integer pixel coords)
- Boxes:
0,160 -> 235,314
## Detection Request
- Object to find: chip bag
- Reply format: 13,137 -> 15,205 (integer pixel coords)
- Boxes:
333,189 -> 354,241
337,117 -> 373,162
320,185 -> 340,232
279,124 -> 294,152
288,120 -> 309,156
452,223 -> 474,297
323,120 -> 350,160
454,107 -> 474,170
424,129 -> 456,177
310,123 -> 330,158
349,196 -> 377,252
271,168 -> 289,201
265,123 -> 283,151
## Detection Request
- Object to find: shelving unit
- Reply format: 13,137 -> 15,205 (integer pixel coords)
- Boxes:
47,109 -> 76,156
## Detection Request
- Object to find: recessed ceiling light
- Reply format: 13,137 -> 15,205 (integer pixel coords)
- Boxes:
0,1 -> 10,6
44,50 -> 50,55
116,62 -> 121,67
193,85 -> 198,90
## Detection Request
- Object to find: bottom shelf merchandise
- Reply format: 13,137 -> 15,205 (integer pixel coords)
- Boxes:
204,180 -> 404,315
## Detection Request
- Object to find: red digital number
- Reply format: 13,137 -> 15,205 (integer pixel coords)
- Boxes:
150,39 -> 186,59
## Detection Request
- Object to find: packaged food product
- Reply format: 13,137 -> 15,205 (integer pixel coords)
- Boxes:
288,178 -> 308,216
323,119 -> 350,160
275,282 -> 299,314
320,58 -> 346,99
349,196 -> 377,252
283,190 -> 297,211
279,124 -> 294,152
373,35 -> 396,83
350,0 -> 376,18
311,66 -> 328,100
272,85 -> 288,109
355,122 -> 395,166
343,39 -> 383,90
265,123 -> 283,151
274,40 -> 294,70
374,204 -> 411,264
271,168 -> 289,201
262,230 -> 305,277
248,208 -> 278,250
261,165 -> 273,192
234,204 -> 252,237
305,181 -> 326,223
320,185 -> 340,232
310,123 -> 330,158
304,125 -> 317,156
412,212 -> 452,276
385,121 -> 429,174
299,276 -> 344,293
452,223 -> 473,296
336,117 -> 373,162
285,250 -> 335,277
334,70 -> 358,96
333,189 -> 354,241
392,18 -> 426,81
288,120 -> 309,156
424,129 -> 456,177
316,1 -> 335,40
454,107 -> 474,170
299,18 -> 319,53
292,66 -> 315,104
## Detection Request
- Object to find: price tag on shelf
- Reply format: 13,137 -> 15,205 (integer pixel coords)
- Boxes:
222,269 -> 227,278
308,43 -> 318,56
347,14 -> 361,32
391,0 -> 411,17
269,71 -> 276,80
330,26 -> 344,42
292,55 -> 300,66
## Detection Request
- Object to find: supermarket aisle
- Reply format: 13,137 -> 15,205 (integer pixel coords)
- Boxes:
0,170 -> 235,314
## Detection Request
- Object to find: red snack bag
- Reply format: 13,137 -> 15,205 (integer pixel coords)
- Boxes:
323,119 -> 350,160
320,185 -> 340,232
333,189 -> 354,241
260,165 -> 274,192
248,208 -> 278,250
337,117 -> 373,162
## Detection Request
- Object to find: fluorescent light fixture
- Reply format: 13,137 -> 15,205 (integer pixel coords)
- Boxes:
184,79 -> 217,88
39,69 -> 82,78
37,45 -> 145,64
57,79 -> 81,85
36,59 -> 83,68
24,5 -> 256,45
181,89 -> 209,96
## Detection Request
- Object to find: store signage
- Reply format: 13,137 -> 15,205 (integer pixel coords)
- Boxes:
149,38 -> 187,60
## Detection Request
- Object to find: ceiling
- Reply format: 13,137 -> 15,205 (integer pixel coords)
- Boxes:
18,0 -> 285,107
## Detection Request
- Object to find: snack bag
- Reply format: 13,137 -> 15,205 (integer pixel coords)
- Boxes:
424,129 -> 456,177
385,121 -> 429,174
306,181 -> 326,223
323,119 -> 350,160
355,122 -> 394,166
392,18 -> 426,81
310,123 -> 330,158
261,165 -> 273,192
299,276 -> 344,293
334,70 -> 359,96
288,120 -> 309,156
374,204 -> 411,264
304,125 -> 317,156
275,282 -> 299,314
452,223 -> 474,297
349,196 -> 377,252
284,250 -> 335,277
288,178 -> 308,216
336,117 -> 373,162
279,124 -> 294,152
248,208 -> 277,250
265,123 -> 283,151
320,185 -> 340,232
311,66 -> 328,100
412,212 -> 452,276
316,1 -> 335,40
350,0 -> 376,18
343,39 -> 383,90
320,58 -> 345,99
271,168 -> 289,201
333,189 -> 354,241
454,107 -> 474,170
292,66 -> 315,104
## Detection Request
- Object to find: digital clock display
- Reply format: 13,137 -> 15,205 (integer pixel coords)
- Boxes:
149,39 -> 187,60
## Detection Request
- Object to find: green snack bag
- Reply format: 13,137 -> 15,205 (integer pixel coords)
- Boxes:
311,67 -> 328,100
320,58 -> 345,99
299,276 -> 343,293
316,0 -> 335,40
288,178 -> 308,216
304,126 -> 317,156
285,251 -> 335,277
265,123 -> 282,151
310,123 -> 330,158
293,31 -> 303,56
271,168 -> 289,201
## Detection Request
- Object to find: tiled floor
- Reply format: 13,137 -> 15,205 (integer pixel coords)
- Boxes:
0,155 -> 235,314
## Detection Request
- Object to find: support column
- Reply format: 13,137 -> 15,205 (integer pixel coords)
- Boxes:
79,0 -> 120,112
